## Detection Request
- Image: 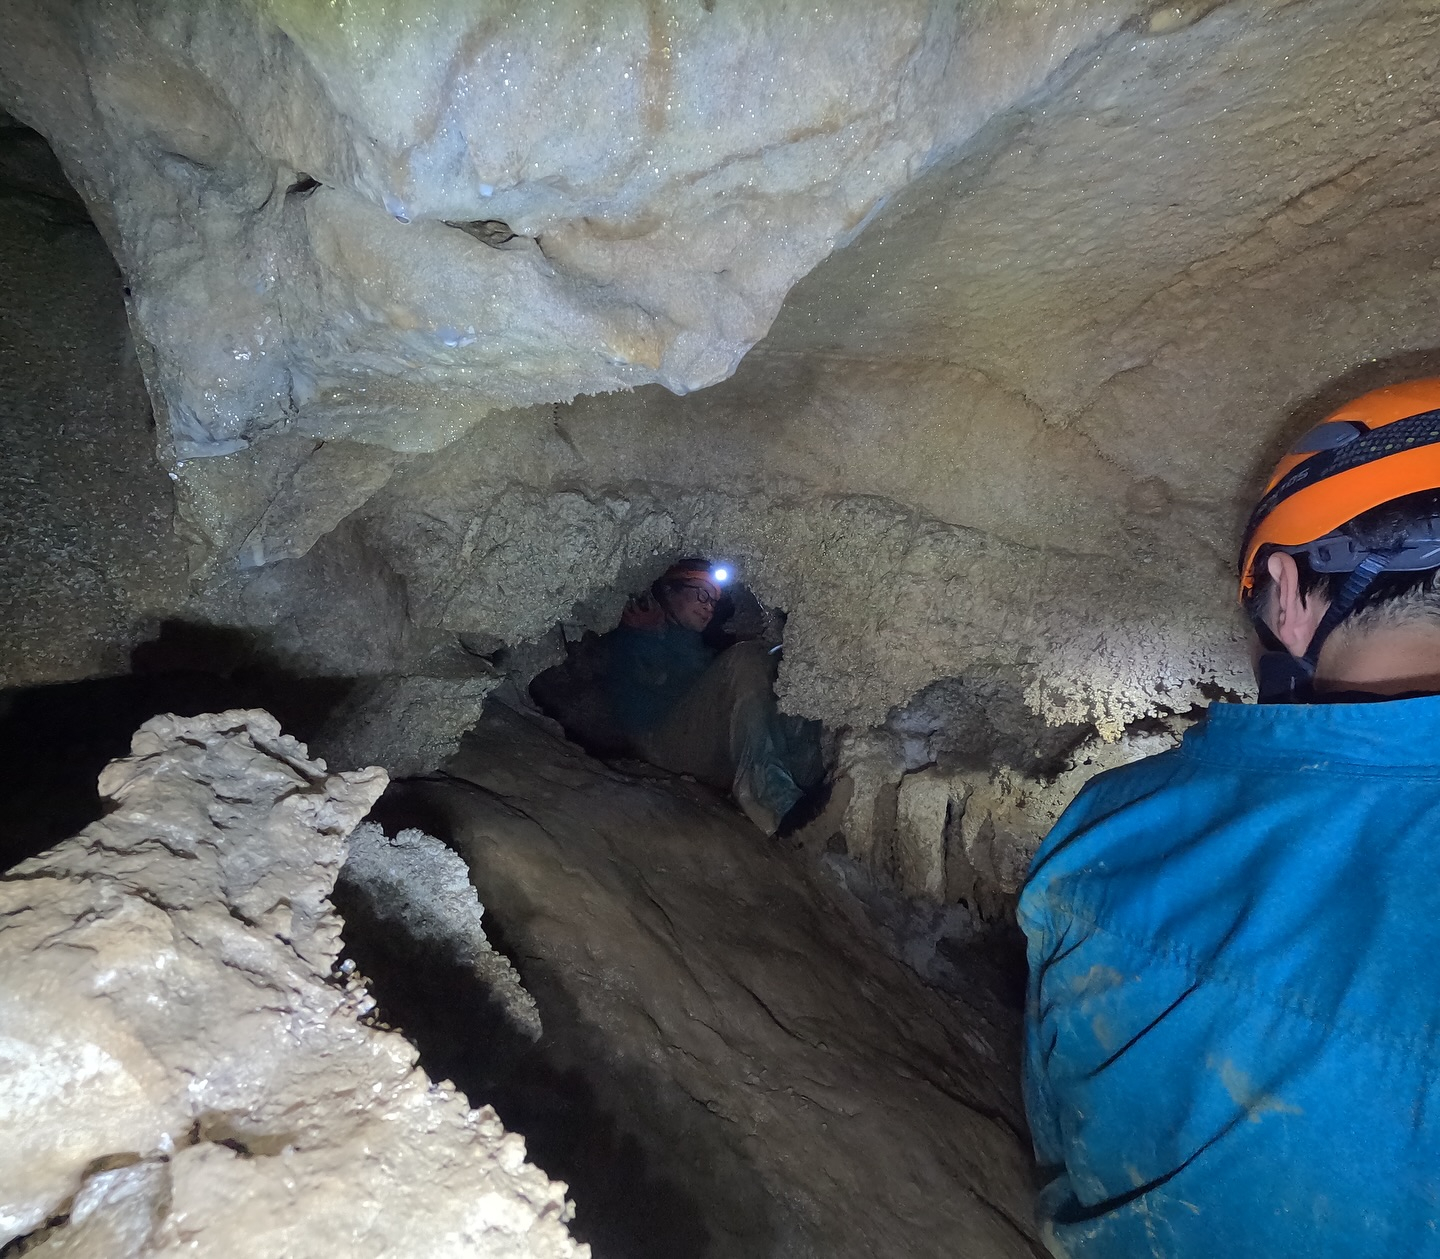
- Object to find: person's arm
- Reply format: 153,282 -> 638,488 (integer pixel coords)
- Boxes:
605,621 -> 675,735
1018,885 -> 1070,1173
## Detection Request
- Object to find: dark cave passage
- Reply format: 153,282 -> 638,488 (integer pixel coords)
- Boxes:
0,620 -> 354,873
333,798 -> 714,1259
528,560 -> 795,759
0,120 -> 1039,1239
339,704 -> 1042,1258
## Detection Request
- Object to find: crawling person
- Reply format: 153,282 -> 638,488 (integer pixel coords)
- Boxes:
605,559 -> 825,836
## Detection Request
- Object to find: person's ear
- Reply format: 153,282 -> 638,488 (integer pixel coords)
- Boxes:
1264,551 -> 1326,656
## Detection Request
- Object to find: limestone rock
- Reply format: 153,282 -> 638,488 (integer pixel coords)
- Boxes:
312,673 -> 502,778
0,710 -> 585,1259
894,767 -> 957,901
337,822 -> 541,1042
0,119 -> 186,689
0,1 -> 1143,462
834,727 -> 907,869
11,0 -> 1440,808
237,440 -> 404,567
946,719 -> 1191,900
24,1160 -> 171,1259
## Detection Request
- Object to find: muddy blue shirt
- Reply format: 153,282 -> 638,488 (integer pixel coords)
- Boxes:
605,622 -> 716,738
1019,698 -> 1440,1258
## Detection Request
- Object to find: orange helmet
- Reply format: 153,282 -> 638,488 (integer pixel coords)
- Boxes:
1239,377 -> 1440,599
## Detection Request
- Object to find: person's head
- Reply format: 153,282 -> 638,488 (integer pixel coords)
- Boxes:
654,558 -> 722,633
1239,378 -> 1440,698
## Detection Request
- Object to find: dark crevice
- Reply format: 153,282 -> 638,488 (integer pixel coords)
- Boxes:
0,119 -> 91,229
0,619 -> 352,874
0,1215 -> 69,1257
336,790 -> 713,1258
889,673 -> 1096,780
445,218 -> 519,247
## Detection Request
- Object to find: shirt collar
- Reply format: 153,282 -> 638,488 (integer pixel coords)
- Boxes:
1184,695 -> 1440,770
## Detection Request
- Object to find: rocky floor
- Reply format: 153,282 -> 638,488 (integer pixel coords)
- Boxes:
371,704 -> 1041,1259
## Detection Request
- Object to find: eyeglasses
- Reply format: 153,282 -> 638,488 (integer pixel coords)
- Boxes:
676,582 -> 718,607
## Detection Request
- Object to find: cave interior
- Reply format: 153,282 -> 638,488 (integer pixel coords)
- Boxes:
2,3 -> 1438,1256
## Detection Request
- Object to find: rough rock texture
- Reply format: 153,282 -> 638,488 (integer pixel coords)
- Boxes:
0,116 -> 187,688
312,672 -> 502,779
6,3 -> 1440,915
834,712 -> 1193,920
0,0 -> 1146,462
387,705 -> 1041,1259
337,821 -> 541,1042
0,710 -> 585,1259
9,3 -> 1440,747
135,0 -> 1439,759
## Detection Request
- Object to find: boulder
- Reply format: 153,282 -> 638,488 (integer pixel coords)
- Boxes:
0,709 -> 585,1259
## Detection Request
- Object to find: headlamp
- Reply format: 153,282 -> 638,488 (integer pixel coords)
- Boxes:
711,566 -> 731,585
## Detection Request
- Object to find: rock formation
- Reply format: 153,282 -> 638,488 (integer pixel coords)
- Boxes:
0,115 -> 187,690
4,5 -> 1440,1253
8,1 -> 1440,763
0,1 -> 1146,462
0,710 -> 585,1259
2,1 -> 1438,932
337,821 -> 542,1043
378,705 -> 1040,1258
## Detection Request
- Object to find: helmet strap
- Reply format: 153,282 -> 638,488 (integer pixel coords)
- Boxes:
1252,552 -> 1393,704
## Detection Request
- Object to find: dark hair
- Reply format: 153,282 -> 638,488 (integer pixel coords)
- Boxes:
652,556 -> 713,601
1245,488 -> 1440,620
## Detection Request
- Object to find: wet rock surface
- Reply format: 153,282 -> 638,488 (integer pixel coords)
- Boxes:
8,2 -> 1440,763
117,0 -> 1440,758
0,710 -> 585,1259
380,704 -> 1040,1259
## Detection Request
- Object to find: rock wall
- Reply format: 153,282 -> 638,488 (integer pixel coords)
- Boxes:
6,8 -> 1440,1246
5,1 -> 1440,898
0,710 -> 585,1259
0,0 -> 1145,460
168,0 -> 1440,746
337,821 -> 542,1043
0,116 -> 187,689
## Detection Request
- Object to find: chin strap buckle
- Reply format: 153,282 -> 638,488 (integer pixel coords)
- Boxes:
1255,649 -> 1316,704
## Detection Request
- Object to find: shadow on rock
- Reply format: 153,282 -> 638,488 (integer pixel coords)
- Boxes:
353,795 -> 716,1259
362,703 -> 1042,1259
0,619 -> 351,872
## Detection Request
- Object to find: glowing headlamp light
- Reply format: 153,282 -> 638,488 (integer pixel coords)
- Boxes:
711,566 -> 731,585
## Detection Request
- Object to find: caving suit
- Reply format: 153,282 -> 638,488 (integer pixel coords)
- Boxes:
604,622 -> 819,833
1019,697 -> 1440,1258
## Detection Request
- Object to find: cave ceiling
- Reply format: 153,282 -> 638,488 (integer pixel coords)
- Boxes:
0,0 -> 1149,455
4,0 -> 1440,739
9,9 -> 1440,1249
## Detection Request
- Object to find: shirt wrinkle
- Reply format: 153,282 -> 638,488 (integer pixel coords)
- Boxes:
1020,698 -> 1440,1257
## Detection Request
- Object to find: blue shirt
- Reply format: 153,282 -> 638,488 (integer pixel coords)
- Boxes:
605,622 -> 716,737
1020,698 -> 1440,1257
